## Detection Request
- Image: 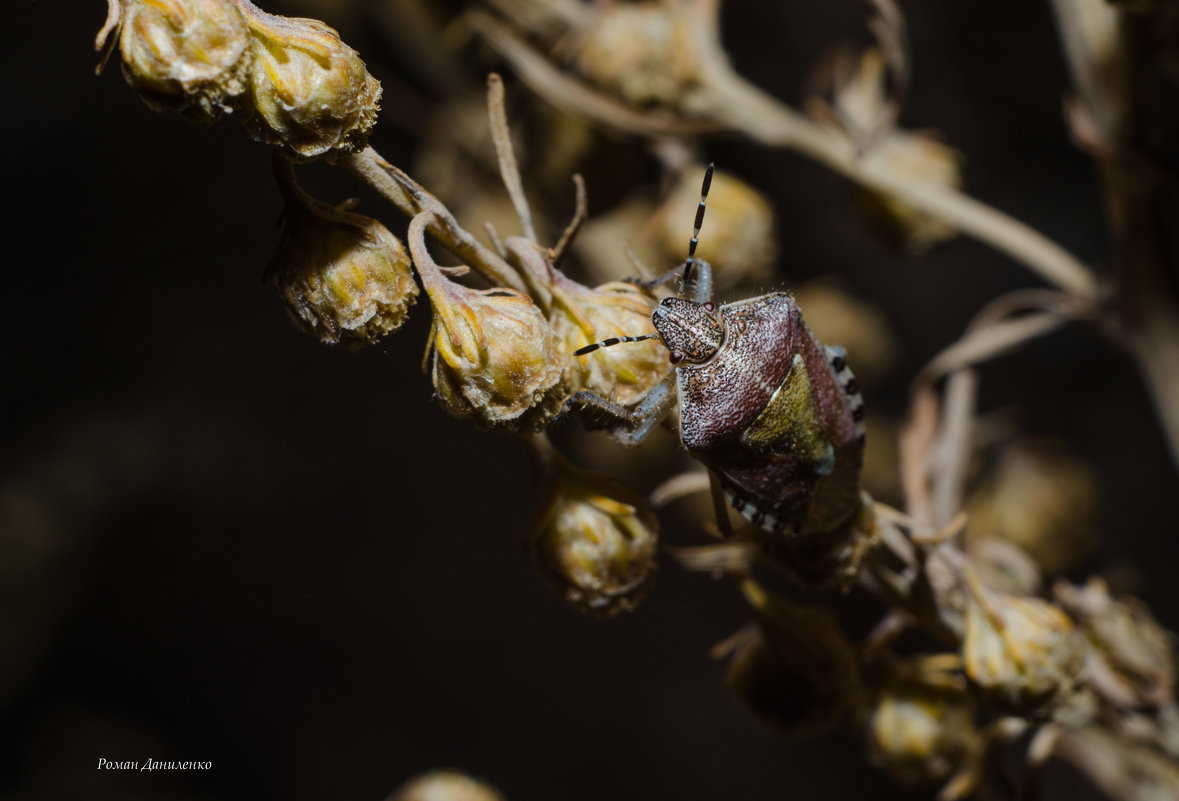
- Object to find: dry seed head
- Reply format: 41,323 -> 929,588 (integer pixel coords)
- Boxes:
966,442 -> 1097,575
720,580 -> 860,735
238,1 -> 380,158
388,771 -> 505,801
575,2 -> 696,107
825,49 -> 962,253
99,0 -> 253,121
964,537 -> 1042,598
408,216 -> 565,431
266,160 -> 417,347
853,136 -> 962,254
1055,578 -> 1177,708
650,168 -> 776,290
865,655 -> 980,788
550,277 -> 668,407
962,574 -> 1083,711
528,461 -> 658,617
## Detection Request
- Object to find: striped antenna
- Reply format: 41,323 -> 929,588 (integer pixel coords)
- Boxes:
574,334 -> 660,357
682,162 -> 715,289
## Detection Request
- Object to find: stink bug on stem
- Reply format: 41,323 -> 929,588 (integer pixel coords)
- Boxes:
566,164 -> 868,581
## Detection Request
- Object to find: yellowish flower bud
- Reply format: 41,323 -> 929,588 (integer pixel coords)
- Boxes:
719,579 -> 860,735
407,216 -> 565,431
548,275 -> 668,407
962,574 -> 1082,710
265,159 -> 416,347
865,655 -> 979,788
575,2 -> 696,107
97,0 -> 252,121
966,441 -> 1097,575
528,456 -> 659,617
389,771 -> 505,801
649,167 -> 777,291
1055,578 -> 1177,708
237,1 -> 381,158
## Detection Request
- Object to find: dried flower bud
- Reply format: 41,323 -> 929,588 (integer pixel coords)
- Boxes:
266,159 -> 416,346
407,216 -> 564,431
649,167 -> 776,290
865,655 -> 980,788
719,579 -> 860,735
528,455 -> 658,617
548,276 -> 668,406
575,2 -> 696,107
237,1 -> 380,158
815,49 -> 962,253
965,537 -> 1042,598
97,0 -> 252,121
967,441 -> 1097,575
1055,578 -> 1176,708
962,574 -> 1082,711
388,771 -> 505,801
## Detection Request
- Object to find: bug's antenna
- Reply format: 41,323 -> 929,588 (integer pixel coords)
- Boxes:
574,334 -> 660,357
682,162 -> 714,290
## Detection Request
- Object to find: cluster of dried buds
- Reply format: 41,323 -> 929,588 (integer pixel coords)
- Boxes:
96,2 -> 1179,798
96,0 -> 380,158
701,511 -> 1179,798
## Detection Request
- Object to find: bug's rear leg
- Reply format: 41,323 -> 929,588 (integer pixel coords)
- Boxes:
708,470 -> 737,539
558,376 -> 675,446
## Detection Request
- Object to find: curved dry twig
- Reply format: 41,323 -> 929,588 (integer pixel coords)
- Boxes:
339,148 -> 528,293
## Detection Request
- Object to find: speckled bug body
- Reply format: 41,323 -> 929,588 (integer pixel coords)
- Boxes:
664,292 -> 865,537
570,164 -> 865,542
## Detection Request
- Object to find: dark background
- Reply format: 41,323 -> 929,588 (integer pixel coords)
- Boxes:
1,0 -> 1175,799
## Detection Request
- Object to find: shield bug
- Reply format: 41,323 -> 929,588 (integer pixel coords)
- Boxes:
566,164 -> 866,547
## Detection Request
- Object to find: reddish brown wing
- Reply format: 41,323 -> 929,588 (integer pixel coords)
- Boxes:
677,293 -> 863,535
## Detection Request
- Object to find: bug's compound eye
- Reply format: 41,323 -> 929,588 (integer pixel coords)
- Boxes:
703,301 -> 717,314
669,350 -> 685,364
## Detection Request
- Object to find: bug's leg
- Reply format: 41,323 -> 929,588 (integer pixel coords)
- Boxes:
623,262 -> 686,292
708,470 -> 736,539
559,375 -> 675,446
687,259 -> 713,304
623,258 -> 714,303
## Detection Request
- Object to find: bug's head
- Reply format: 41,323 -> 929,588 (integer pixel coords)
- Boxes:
572,163 -> 719,364
653,296 -> 723,364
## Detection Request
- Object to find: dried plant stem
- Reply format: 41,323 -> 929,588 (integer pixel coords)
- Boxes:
339,147 -> 528,293
474,5 -> 1099,302
1047,5 -> 1179,471
472,13 -> 724,138
689,56 -> 1098,301
487,73 -> 539,243
1126,321 -> 1179,470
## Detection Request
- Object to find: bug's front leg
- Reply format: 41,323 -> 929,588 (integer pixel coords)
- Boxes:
558,375 -> 675,446
625,260 -> 714,305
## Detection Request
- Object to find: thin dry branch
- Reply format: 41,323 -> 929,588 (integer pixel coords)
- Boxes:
340,147 -> 528,293
487,73 -> 538,243
472,12 -> 724,138
474,1 -> 1099,302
